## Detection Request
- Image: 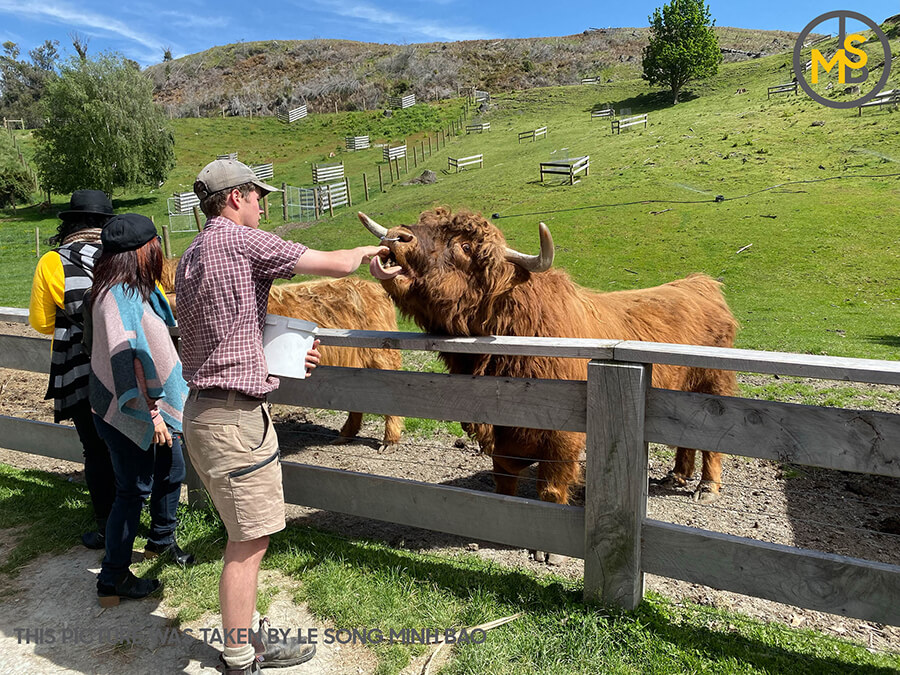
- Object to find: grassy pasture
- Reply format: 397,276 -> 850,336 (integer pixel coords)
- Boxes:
2,38 -> 898,360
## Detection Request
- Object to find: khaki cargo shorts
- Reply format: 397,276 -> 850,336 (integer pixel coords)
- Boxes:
183,394 -> 285,541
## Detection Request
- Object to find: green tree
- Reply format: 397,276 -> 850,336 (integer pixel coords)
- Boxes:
34,52 -> 175,195
641,0 -> 721,103
0,134 -> 33,206
0,40 -> 60,127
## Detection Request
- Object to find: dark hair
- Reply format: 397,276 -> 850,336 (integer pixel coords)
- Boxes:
199,182 -> 256,217
92,237 -> 163,305
49,214 -> 110,246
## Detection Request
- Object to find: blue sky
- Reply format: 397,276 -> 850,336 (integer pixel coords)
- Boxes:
0,1 -> 897,67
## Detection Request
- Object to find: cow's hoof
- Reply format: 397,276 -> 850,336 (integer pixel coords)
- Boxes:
545,553 -> 567,566
693,483 -> 720,504
659,470 -> 688,488
377,442 -> 398,454
531,550 -> 546,563
330,436 -> 354,446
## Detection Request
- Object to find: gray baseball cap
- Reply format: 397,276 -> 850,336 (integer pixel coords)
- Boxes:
193,159 -> 281,199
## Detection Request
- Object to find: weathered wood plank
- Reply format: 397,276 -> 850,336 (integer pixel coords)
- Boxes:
0,333 -> 50,373
0,415 -> 84,463
615,341 -> 900,385
584,362 -> 649,609
281,461 -> 585,558
315,329 -> 619,360
642,519 -> 900,626
646,389 -> 900,478
272,366 -> 587,431
0,307 -> 28,323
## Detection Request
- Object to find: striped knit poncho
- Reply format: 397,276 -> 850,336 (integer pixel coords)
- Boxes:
89,284 -> 187,449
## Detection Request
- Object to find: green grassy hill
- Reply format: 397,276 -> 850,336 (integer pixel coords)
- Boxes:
1,33 -> 898,361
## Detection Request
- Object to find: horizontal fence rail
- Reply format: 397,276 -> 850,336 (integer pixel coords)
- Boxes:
0,308 -> 898,626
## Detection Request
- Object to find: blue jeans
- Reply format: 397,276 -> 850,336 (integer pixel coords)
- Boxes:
92,414 -> 185,584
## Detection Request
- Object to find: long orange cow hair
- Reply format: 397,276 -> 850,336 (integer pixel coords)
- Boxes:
360,207 -> 738,505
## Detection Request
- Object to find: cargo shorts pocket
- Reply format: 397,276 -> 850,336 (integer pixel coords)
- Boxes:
227,405 -> 285,537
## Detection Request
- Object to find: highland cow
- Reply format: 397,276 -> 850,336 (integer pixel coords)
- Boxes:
161,259 -> 403,449
360,208 -> 738,504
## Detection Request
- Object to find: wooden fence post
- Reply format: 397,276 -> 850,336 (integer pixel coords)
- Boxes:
263,195 -> 270,221
345,177 -> 352,208
394,157 -> 401,177
363,173 -> 369,201
378,165 -> 384,192
583,360 -> 650,610
35,227 -> 40,259
192,206 -> 203,231
388,159 -> 394,182
413,149 -> 418,168
327,185 -> 334,218
428,136 -> 433,155
404,153 -> 408,174
282,183 -> 288,221
161,223 -> 172,259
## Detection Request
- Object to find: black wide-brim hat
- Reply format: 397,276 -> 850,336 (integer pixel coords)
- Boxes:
58,189 -> 115,220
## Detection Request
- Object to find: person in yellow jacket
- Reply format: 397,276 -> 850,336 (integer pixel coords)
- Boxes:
29,190 -> 116,549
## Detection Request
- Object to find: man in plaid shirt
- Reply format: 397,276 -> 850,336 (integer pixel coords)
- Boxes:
175,159 -> 399,675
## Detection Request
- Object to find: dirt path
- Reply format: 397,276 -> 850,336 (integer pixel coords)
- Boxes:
0,540 -> 375,675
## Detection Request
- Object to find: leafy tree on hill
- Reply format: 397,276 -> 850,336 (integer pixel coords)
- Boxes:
641,0 -> 721,103
0,40 -> 60,127
0,134 -> 33,207
34,52 -> 175,195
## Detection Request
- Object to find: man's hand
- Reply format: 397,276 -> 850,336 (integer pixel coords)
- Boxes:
369,250 -> 402,280
305,339 -> 321,377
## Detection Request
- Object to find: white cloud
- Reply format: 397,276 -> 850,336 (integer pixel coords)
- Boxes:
318,1 -> 496,42
0,0 -> 165,53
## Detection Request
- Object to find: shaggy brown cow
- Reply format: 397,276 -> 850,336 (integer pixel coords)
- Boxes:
160,259 -> 403,449
360,207 -> 738,504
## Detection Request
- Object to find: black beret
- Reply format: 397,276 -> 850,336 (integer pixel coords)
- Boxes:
101,213 -> 158,253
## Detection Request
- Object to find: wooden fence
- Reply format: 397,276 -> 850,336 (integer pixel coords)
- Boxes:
312,162 -> 344,184
0,306 -> 898,625
170,192 -> 200,214
518,126 -> 547,143
448,154 -> 483,172
346,136 -> 370,151
251,163 -> 274,180
466,123 -> 490,133
388,95 -> 416,109
611,114 -> 648,134
216,152 -> 238,161
383,145 -> 407,162
768,82 -> 798,98
591,108 -> 614,119
277,106 -> 308,123
540,156 -> 590,185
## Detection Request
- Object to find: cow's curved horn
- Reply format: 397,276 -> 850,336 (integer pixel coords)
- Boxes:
358,212 -> 389,239
504,222 -> 554,273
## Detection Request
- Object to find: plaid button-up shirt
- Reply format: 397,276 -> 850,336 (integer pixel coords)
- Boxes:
175,216 -> 307,398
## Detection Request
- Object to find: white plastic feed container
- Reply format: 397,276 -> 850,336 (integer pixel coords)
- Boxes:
262,314 -> 318,379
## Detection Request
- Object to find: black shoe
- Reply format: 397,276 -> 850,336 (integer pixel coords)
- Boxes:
144,540 -> 196,566
81,530 -> 105,550
97,571 -> 161,607
252,617 -> 316,668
